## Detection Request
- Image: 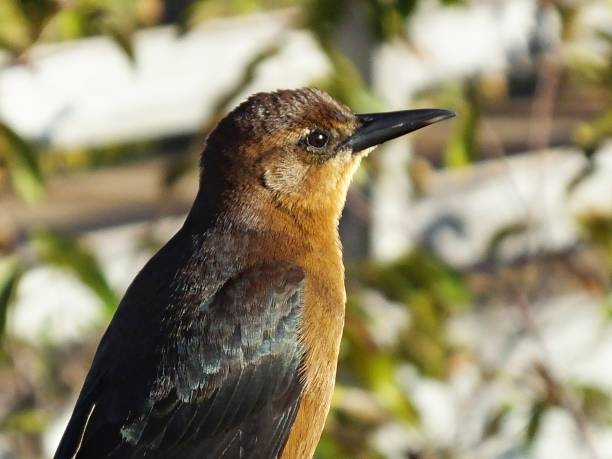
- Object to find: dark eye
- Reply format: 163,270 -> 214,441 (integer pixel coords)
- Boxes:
305,130 -> 329,149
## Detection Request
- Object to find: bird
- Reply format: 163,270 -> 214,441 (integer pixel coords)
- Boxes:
54,87 -> 454,459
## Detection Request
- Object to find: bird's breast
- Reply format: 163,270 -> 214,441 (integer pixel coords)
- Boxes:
280,246 -> 346,459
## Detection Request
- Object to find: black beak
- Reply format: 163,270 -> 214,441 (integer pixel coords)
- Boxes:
344,108 -> 455,153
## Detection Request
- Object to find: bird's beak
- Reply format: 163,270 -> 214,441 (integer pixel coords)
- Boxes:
344,108 -> 456,153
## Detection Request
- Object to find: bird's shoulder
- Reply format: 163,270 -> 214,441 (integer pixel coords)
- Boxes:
98,226 -> 307,397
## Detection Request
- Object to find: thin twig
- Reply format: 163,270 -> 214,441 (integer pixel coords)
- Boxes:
482,55 -> 599,457
514,289 -> 599,459
528,54 -> 561,154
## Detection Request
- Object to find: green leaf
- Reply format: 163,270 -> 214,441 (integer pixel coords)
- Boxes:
367,355 -> 418,423
313,45 -> 385,113
0,258 -> 22,341
103,22 -> 136,64
342,298 -> 419,423
0,121 -> 45,204
574,383 -> 612,424
184,0 -> 299,32
396,0 -> 419,18
483,404 -> 511,438
578,213 -> 612,276
573,109 -> 612,158
485,222 -> 529,262
31,230 -> 118,317
360,249 -> 470,309
0,0 -> 31,53
364,0 -> 407,42
2,408 -> 47,434
162,151 -> 198,189
314,435 -> 354,459
52,8 -> 87,40
14,0 -> 59,42
443,79 -> 479,168
526,400 -> 548,445
304,0 -> 348,44
566,162 -> 595,195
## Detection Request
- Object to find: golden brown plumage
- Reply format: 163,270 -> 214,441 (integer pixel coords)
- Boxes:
54,88 -> 453,459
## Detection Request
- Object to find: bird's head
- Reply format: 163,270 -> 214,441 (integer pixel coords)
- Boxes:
199,88 -> 453,228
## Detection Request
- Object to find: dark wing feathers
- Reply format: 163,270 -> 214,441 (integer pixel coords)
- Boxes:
55,261 -> 306,459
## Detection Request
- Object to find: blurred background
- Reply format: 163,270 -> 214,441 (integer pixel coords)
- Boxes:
0,0 -> 611,458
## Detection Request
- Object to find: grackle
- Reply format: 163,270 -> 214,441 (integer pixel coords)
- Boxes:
54,88 -> 454,459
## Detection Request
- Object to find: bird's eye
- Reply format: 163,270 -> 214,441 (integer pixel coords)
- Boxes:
305,130 -> 329,149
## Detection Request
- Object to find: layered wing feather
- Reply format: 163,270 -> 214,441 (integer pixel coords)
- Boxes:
55,258 -> 306,459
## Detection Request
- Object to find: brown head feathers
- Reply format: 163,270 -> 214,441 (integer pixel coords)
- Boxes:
198,88 -> 365,229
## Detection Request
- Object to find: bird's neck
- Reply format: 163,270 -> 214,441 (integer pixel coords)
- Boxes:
187,181 -> 343,252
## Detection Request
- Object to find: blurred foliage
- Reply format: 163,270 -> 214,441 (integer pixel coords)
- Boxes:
575,383 -> 612,425
0,0 -> 145,59
0,121 -> 45,204
355,250 -> 471,378
564,8 -> 612,191
31,230 -> 118,317
302,0 -> 347,44
2,408 -> 47,435
578,213 -> 612,278
306,0 -> 465,44
485,222 -> 529,262
314,46 -> 384,113
318,250 -> 471,456
41,141 -> 155,174
185,0 -> 299,27
0,257 -> 22,342
443,79 -> 480,168
574,110 -> 612,159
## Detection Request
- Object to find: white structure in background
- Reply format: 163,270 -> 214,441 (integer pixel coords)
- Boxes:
0,1 -> 542,150
0,0 -> 608,260
0,11 -> 330,147
372,0 -> 538,260
0,1 -> 541,261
